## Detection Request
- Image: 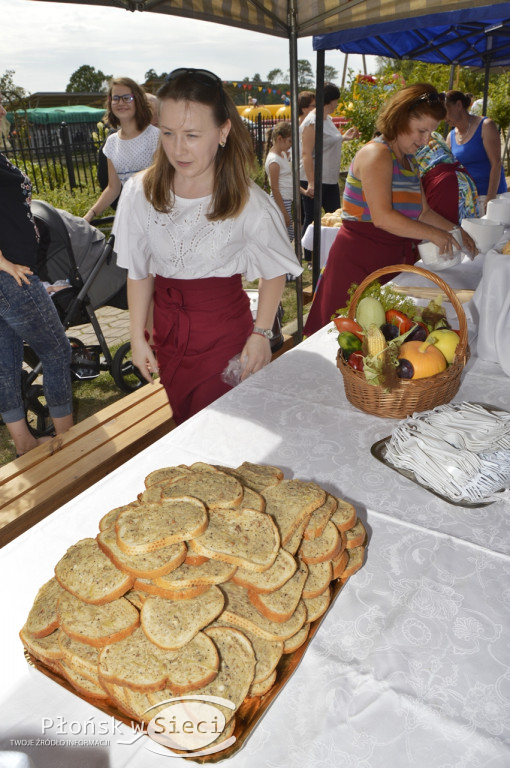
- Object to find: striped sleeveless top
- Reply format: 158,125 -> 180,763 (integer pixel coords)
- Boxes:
342,137 -> 422,223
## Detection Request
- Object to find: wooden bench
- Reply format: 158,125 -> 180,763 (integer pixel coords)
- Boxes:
0,338 -> 296,547
303,287 -> 313,305
0,382 -> 174,547
271,333 -> 294,359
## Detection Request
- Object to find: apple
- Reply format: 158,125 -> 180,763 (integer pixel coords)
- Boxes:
425,329 -> 460,364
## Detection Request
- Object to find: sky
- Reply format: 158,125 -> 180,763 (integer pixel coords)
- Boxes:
3,0 -> 377,95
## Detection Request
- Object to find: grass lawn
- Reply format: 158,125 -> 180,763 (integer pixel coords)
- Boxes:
0,346 -> 129,466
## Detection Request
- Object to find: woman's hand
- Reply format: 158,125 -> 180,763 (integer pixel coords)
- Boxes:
428,229 -> 463,256
459,228 -> 477,258
0,254 -> 32,286
305,184 -> 315,198
130,337 -> 159,384
239,334 -> 272,381
343,126 -> 360,140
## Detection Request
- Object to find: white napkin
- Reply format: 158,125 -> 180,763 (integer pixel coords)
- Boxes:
470,248 -> 510,376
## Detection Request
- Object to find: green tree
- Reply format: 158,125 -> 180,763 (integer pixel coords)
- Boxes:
334,70 -> 402,169
66,65 -> 111,93
267,68 -> 284,85
324,65 -> 339,83
293,59 -> 314,90
0,70 -> 28,105
487,75 -> 510,131
375,58 -> 452,91
144,69 -> 168,83
374,57 -> 502,102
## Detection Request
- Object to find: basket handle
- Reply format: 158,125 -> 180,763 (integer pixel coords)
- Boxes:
346,264 -> 468,360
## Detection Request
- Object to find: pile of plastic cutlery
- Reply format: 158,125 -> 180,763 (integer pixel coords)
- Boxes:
385,402 -> 510,504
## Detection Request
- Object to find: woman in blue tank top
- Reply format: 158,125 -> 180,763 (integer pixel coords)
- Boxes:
445,90 -> 506,213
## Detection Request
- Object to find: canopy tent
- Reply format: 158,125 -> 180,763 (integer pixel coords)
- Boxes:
313,3 -> 510,111
314,2 -> 510,66
29,0 -> 502,39
6,106 -> 106,124
26,93 -> 106,108
29,0 -> 489,331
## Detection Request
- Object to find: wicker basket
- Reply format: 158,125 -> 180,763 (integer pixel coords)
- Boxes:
336,264 -> 469,419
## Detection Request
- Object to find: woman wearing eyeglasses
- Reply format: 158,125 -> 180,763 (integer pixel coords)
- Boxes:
304,83 -> 476,336
84,78 -> 160,223
113,68 -> 302,424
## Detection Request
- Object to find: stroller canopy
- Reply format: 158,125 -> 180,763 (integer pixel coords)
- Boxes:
31,200 -> 126,310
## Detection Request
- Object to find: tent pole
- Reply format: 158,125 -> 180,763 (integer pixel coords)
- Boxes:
341,53 -> 349,89
448,64 -> 455,90
482,38 -> 493,114
288,0 -> 304,342
312,49 -> 325,293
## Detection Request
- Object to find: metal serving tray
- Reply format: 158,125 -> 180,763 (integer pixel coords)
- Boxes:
24,563 -> 362,763
370,403 -> 509,508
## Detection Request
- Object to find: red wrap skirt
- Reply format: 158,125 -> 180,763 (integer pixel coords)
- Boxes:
421,162 -> 462,224
304,220 -> 418,336
153,274 -> 253,424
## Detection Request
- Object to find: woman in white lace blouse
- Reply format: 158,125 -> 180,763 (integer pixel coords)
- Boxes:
113,68 -> 302,424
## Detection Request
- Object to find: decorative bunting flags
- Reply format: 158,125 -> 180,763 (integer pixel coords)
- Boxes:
224,80 -> 287,96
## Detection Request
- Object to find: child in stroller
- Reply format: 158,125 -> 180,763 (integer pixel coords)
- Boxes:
22,201 -> 147,437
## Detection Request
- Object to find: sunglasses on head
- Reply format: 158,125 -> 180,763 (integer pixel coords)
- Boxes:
411,91 -> 445,108
166,68 -> 223,87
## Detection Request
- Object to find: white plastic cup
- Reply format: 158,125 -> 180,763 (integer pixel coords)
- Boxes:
486,198 -> 510,225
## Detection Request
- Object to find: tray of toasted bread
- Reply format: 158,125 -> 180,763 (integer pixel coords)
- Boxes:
21,461 -> 366,762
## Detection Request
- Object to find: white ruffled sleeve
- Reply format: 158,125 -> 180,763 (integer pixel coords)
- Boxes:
240,184 -> 303,282
112,174 -> 153,279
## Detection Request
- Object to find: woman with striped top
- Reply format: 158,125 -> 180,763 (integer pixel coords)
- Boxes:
304,83 -> 476,336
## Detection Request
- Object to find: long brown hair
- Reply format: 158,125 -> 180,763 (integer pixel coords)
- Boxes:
376,83 -> 446,141
143,69 -> 255,221
264,120 -> 292,159
105,77 -> 152,131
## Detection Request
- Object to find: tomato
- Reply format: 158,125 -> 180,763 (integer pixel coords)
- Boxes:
347,351 -> 364,371
385,309 -> 413,334
332,316 -> 364,340
338,331 -> 362,359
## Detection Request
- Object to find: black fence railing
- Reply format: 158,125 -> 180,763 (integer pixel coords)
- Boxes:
1,116 -> 102,194
0,113 -> 283,194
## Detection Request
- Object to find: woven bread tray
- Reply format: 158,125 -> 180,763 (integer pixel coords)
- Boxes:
336,264 -> 469,419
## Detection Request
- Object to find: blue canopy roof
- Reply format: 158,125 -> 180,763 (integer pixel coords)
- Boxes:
313,3 -> 510,69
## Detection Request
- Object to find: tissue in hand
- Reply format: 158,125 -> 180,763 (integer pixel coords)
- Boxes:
418,229 -> 462,270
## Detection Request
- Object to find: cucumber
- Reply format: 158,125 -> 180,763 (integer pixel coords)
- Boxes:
337,331 -> 362,359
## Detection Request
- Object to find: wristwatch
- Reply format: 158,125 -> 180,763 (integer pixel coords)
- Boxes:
252,326 -> 274,340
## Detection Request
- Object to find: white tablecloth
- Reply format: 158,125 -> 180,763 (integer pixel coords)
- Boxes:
1,326 -> 509,767
301,224 -> 339,268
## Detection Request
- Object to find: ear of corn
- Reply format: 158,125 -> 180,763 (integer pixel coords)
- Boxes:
366,324 -> 387,357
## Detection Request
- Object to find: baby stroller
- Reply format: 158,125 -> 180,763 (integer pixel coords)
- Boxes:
23,201 -> 145,436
